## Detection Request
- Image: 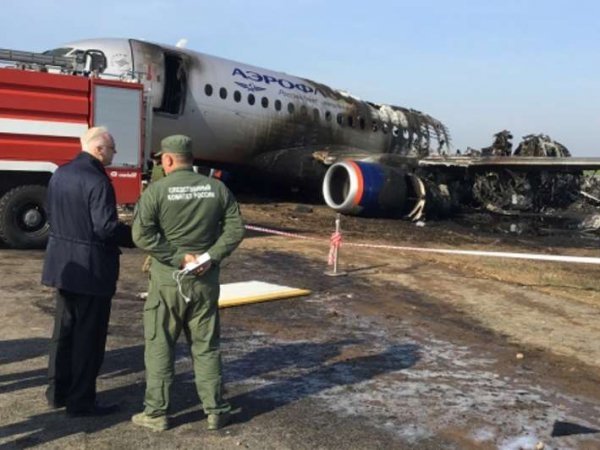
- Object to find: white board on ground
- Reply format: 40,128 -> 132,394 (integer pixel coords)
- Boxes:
218,280 -> 311,308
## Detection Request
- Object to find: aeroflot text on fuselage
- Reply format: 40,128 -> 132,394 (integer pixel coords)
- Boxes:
232,68 -> 326,97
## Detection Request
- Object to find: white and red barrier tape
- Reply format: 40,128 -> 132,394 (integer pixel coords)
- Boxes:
244,224 -> 600,265
328,231 -> 343,266
244,224 -> 321,241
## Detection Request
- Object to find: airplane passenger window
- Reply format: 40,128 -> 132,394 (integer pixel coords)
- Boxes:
313,109 -> 320,121
325,111 -> 332,121
300,105 -> 307,116
219,87 -> 227,99
248,94 -> 255,105
205,84 -> 213,96
372,120 -> 378,132
382,123 -> 389,134
359,117 -> 366,130
261,97 -> 269,108
347,116 -> 354,128
392,125 -> 400,137
336,113 -> 343,126
288,103 -> 295,114
234,91 -> 241,102
274,100 -> 282,111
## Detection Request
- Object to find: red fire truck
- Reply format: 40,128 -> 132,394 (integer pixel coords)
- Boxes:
0,49 -> 149,248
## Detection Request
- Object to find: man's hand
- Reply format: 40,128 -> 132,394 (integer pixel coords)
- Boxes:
181,253 -> 212,276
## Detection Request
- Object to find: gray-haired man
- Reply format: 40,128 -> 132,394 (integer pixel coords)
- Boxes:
42,126 -> 133,416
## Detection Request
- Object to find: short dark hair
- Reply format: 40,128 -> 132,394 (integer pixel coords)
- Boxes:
172,153 -> 193,165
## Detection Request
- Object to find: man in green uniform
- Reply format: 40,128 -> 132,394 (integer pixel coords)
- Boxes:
131,135 -> 244,432
149,154 -> 165,183
141,154 -> 166,274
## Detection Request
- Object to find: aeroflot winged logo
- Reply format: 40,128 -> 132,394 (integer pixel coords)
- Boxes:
232,67 -> 327,97
234,81 -> 266,93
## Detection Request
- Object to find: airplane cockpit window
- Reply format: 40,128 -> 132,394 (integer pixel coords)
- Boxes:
43,47 -> 74,57
248,94 -> 255,105
204,84 -> 213,96
157,53 -> 187,115
234,91 -> 242,102
274,100 -> 282,111
219,87 -> 227,99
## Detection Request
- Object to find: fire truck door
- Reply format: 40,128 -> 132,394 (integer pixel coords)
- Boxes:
92,83 -> 143,203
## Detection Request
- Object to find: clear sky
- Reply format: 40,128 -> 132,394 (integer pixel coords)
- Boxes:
2,0 -> 598,155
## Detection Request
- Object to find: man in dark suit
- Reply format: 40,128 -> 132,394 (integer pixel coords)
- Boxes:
42,126 -> 133,417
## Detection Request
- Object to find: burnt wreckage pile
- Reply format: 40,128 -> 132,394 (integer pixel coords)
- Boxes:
318,122 -> 597,222
415,132 -> 594,219
468,130 -> 571,158
469,133 -> 579,213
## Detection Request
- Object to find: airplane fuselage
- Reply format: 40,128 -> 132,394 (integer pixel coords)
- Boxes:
51,38 -> 595,220
59,38 -> 448,177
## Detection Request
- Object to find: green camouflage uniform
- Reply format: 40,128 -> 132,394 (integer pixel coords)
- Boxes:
132,135 -> 244,418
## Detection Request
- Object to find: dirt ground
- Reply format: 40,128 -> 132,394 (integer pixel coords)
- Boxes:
1,198 -> 600,449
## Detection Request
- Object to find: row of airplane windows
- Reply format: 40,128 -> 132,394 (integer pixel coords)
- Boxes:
203,83 -> 398,135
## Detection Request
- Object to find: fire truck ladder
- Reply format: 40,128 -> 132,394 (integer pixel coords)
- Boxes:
0,47 -> 110,74
0,48 -> 81,71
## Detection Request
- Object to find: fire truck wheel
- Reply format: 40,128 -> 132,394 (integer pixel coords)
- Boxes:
0,185 -> 49,249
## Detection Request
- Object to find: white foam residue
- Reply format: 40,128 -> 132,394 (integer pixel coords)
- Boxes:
499,434 -> 543,450
213,297 -> 596,448
471,427 -> 496,443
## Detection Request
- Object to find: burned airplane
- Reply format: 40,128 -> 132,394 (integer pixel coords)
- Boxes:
44,39 -> 600,220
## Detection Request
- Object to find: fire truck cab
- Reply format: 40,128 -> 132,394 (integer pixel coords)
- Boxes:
0,48 -> 148,248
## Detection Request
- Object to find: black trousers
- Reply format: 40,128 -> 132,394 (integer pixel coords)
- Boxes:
47,289 -> 112,411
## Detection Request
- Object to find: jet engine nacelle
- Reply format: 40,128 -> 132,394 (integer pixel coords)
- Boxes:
322,161 -> 407,216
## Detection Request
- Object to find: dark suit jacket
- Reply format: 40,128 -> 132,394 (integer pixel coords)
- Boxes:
42,152 -> 133,296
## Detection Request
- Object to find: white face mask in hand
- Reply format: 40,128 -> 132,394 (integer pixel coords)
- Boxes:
172,253 -> 211,303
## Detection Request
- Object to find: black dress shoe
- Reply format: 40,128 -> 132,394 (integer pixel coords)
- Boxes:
48,399 -> 66,409
66,403 -> 119,417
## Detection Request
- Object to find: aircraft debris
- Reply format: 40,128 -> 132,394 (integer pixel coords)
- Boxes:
580,191 -> 600,204
467,131 -> 570,158
580,213 -> 600,232
514,134 -> 571,157
438,132 -> 591,218
580,173 -> 600,204
481,130 -> 513,156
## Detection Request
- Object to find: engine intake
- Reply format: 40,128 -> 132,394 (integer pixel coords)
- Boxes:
322,160 -> 407,216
